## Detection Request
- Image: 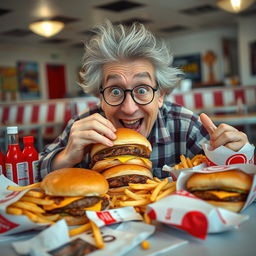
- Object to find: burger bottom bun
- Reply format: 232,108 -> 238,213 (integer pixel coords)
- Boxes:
61,215 -> 89,226
206,200 -> 244,213
92,157 -> 152,173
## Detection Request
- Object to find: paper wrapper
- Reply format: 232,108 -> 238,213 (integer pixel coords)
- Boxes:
12,220 -> 156,256
0,175 -> 144,237
0,175 -> 48,236
203,143 -> 255,166
146,164 -> 256,240
86,207 -> 143,227
12,220 -> 188,256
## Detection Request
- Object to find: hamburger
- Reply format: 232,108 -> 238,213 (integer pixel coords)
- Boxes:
90,128 -> 152,172
102,164 -> 153,193
185,169 -> 252,213
40,168 -> 109,225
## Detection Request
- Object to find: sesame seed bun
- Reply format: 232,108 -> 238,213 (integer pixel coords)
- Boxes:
41,168 -> 109,196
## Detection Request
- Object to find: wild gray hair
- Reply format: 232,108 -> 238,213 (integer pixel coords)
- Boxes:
79,20 -> 183,97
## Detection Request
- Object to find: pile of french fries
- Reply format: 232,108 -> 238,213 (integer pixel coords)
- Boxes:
5,183 -> 105,249
108,177 -> 176,224
6,183 -> 60,225
173,154 -> 207,170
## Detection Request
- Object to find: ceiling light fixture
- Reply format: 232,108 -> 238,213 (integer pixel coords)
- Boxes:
29,20 -> 65,37
217,0 -> 255,13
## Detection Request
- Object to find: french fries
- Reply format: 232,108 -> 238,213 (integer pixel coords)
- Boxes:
20,196 -> 54,205
7,183 -> 41,191
5,176 -> 177,250
6,185 -> 60,225
69,223 -> 92,237
90,220 -> 105,249
173,154 -> 207,170
108,177 -> 176,220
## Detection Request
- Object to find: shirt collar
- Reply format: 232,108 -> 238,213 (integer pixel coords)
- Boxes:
148,106 -> 172,145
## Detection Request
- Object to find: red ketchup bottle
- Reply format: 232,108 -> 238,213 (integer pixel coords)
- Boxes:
23,136 -> 39,184
5,126 -> 28,185
0,150 -> 5,176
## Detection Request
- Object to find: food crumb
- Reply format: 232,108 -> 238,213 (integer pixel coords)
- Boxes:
141,240 -> 150,250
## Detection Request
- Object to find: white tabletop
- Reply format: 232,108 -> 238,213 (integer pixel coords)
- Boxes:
0,202 -> 255,256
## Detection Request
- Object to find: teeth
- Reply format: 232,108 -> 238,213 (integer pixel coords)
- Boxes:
123,119 -> 140,125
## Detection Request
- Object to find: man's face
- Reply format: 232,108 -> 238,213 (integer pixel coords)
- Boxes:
101,59 -> 164,137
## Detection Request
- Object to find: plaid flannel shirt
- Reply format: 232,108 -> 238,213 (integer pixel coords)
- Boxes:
39,101 -> 209,179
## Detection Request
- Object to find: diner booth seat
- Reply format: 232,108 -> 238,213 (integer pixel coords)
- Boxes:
0,86 -> 255,152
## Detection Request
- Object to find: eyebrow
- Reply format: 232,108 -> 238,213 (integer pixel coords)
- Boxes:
106,72 -> 152,83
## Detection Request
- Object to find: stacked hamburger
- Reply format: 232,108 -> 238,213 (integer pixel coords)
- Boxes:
41,168 -> 109,225
185,169 -> 252,212
90,128 -> 153,193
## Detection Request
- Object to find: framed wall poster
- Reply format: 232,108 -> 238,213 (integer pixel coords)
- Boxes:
250,41 -> 256,76
173,54 -> 202,83
0,67 -> 18,101
17,61 -> 41,99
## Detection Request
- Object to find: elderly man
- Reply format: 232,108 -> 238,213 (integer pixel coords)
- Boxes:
39,21 -> 248,178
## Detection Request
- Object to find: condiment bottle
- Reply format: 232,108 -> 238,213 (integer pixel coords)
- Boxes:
5,126 -> 28,185
0,150 -> 5,176
23,136 -> 39,184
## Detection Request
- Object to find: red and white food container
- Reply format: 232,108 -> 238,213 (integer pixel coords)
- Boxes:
147,164 -> 256,240
0,175 -> 48,236
203,143 -> 255,166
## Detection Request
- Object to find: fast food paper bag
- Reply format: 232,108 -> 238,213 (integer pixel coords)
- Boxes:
0,175 -> 47,236
203,143 -> 255,166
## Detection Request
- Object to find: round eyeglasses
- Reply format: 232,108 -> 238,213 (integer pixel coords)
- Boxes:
100,84 -> 159,106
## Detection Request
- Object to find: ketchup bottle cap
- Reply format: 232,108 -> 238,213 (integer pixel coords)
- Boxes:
23,136 -> 34,143
7,126 -> 18,134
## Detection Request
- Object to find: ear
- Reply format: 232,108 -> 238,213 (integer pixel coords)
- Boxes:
158,91 -> 165,108
100,94 -> 104,110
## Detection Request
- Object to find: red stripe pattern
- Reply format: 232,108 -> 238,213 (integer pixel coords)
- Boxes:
1,87 -> 255,139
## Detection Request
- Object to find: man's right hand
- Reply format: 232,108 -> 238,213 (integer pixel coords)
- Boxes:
52,113 -> 116,169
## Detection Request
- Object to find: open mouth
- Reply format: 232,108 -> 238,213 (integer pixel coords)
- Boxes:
120,118 -> 143,131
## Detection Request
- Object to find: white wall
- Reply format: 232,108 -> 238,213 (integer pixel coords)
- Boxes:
238,15 -> 256,86
1,16 -> 255,102
165,28 -> 237,83
0,44 -> 82,101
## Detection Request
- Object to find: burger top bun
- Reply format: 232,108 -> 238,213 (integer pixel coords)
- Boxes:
90,128 -> 152,157
186,169 -> 252,192
41,168 -> 109,196
102,164 -> 153,180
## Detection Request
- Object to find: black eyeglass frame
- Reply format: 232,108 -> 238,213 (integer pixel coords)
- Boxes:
100,84 -> 159,106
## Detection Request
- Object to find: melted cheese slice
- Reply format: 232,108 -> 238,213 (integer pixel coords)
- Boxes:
207,190 -> 240,199
82,200 -> 102,211
108,155 -> 150,164
44,196 -> 84,211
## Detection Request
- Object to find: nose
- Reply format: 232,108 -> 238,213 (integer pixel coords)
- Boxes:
119,92 -> 139,114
